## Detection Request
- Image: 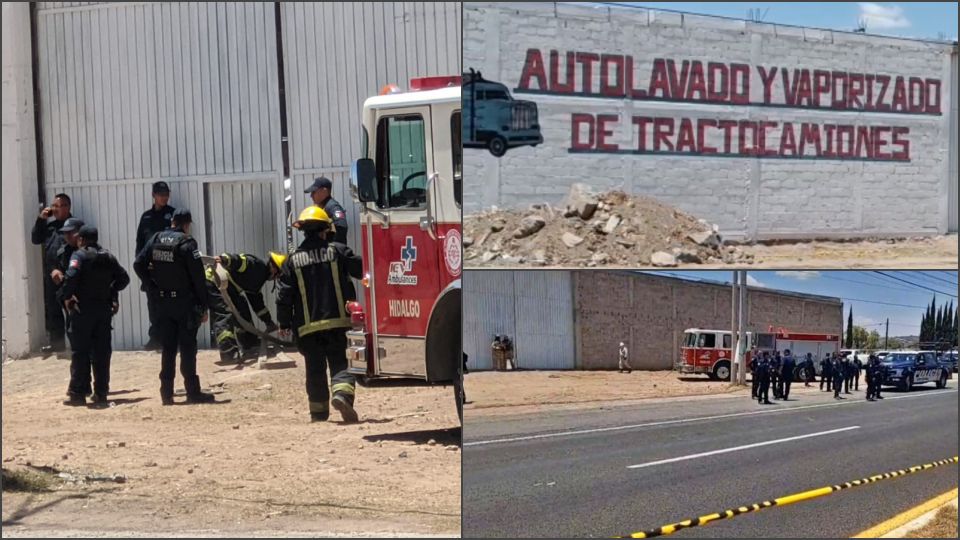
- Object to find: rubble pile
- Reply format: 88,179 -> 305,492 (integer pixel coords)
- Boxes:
464,184 -> 754,267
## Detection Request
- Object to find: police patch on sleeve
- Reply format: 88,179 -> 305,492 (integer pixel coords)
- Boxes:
333,210 -> 345,220
69,258 -> 81,269
193,250 -> 201,259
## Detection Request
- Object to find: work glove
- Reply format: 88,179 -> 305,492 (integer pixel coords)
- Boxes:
264,320 -> 279,333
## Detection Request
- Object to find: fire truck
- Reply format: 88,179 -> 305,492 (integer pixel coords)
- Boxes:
676,328 -> 840,381
347,76 -> 463,422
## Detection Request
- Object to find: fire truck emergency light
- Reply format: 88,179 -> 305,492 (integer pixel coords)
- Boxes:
409,75 -> 462,91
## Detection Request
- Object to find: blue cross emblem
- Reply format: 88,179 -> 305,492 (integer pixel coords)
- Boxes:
401,236 -> 417,272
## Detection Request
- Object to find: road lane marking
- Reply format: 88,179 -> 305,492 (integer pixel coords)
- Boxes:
464,388 -> 956,447
852,487 -> 959,538
625,426 -> 860,470
617,456 -> 960,538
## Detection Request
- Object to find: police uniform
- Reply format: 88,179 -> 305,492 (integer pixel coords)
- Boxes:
277,206 -> 363,422
756,356 -> 772,404
770,354 -> 782,399
57,227 -> 130,406
32,209 -> 74,351
865,357 -> 878,400
304,176 -> 349,245
843,357 -> 854,394
135,181 -> 175,349
206,252 -> 279,362
832,358 -> 845,399
820,355 -> 833,391
853,358 -> 862,391
749,356 -> 759,399
54,218 -> 88,394
133,208 -> 214,404
780,353 -> 796,400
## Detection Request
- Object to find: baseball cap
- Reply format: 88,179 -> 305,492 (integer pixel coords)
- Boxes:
153,181 -> 171,194
77,225 -> 98,242
59,217 -> 85,233
304,176 -> 333,194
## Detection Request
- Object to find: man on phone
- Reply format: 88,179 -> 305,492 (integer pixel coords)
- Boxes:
31,193 -> 75,355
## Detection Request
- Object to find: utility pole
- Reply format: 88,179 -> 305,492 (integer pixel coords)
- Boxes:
730,270 -> 740,384
885,318 -> 889,349
738,271 -> 747,385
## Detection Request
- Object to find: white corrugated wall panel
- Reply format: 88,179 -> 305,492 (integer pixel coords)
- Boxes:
513,271 -> 575,370
36,2 -> 283,349
463,271 -> 516,371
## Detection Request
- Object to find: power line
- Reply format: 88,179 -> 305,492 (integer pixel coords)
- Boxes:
874,271 -> 958,298
913,272 -> 959,287
935,271 -> 958,285
821,273 -> 914,292
841,297 -> 926,309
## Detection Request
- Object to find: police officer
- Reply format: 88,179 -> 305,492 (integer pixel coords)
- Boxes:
57,226 -> 130,406
843,354 -> 854,394
133,208 -> 215,405
820,353 -> 833,391
832,355 -> 846,399
136,181 -> 176,351
781,349 -> 796,400
874,358 -> 886,400
853,356 -> 862,391
803,353 -> 815,387
206,251 -> 284,363
749,352 -> 759,399
865,355 -> 878,401
32,193 -> 75,354
276,206 -> 363,423
770,351 -> 782,399
304,176 -> 348,244
51,218 -> 85,288
756,353 -> 772,405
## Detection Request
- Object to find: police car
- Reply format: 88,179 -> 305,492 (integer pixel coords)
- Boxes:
939,350 -> 957,373
880,351 -> 950,391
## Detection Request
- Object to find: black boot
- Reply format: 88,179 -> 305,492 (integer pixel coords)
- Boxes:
184,376 -> 215,404
310,412 -> 329,422
62,392 -> 85,406
331,394 -> 358,423
160,380 -> 175,406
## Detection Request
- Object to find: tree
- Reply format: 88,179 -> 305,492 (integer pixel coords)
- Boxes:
852,326 -> 869,349
846,306 -> 854,348
935,305 -> 944,344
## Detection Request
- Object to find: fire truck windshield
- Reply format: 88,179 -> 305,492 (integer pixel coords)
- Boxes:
684,332 -> 697,346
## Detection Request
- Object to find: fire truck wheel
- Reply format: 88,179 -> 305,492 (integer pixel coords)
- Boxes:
488,136 -> 507,157
712,361 -> 731,382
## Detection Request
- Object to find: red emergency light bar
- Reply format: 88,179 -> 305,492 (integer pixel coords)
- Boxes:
409,75 -> 461,91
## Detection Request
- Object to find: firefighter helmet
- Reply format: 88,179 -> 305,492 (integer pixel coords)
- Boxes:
268,251 -> 287,269
293,206 -> 332,230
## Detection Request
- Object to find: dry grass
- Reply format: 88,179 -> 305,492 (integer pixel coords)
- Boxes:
1,467 -> 55,492
906,506 -> 959,538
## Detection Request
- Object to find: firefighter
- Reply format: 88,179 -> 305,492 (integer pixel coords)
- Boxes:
32,193 -> 75,355
618,342 -> 632,373
820,353 -> 833,392
756,353 -> 772,405
57,226 -> 130,406
133,208 -> 215,405
304,176 -> 349,244
135,181 -> 176,351
780,349 -> 795,400
206,252 -> 284,363
276,206 -> 363,423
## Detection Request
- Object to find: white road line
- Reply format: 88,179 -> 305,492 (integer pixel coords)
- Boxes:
625,426 -> 861,469
463,388 -> 956,447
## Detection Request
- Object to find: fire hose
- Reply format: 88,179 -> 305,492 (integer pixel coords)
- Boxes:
200,255 -> 294,348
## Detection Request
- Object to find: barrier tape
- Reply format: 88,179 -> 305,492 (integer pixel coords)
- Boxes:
618,456 -> 959,538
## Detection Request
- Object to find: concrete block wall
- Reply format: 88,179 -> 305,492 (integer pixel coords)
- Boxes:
575,272 -> 843,370
464,3 -> 957,239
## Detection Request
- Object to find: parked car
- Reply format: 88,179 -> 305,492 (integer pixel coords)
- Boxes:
880,351 -> 950,391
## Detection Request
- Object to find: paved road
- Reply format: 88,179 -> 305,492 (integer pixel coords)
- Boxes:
463,381 -> 959,538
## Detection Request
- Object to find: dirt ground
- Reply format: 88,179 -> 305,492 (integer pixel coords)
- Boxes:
1,351 -> 460,537
905,503 -> 959,538
463,370 -> 750,417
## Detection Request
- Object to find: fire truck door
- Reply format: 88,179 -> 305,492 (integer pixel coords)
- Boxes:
370,106 -> 440,377
429,104 -> 463,287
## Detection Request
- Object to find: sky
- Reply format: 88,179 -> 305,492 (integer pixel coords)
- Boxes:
640,270 -> 959,337
599,2 -> 958,41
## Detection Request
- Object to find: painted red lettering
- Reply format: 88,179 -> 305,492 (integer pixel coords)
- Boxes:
626,56 -> 646,99
758,66 -> 777,104
648,59 -> 671,98
571,114 -> 595,150
707,63 -> 728,102
653,118 -> 675,151
632,116 -> 652,151
518,49 -> 547,91
779,122 -> 797,156
599,54 -> 624,97
865,74 -> 876,111
907,77 -> 925,114
873,126 -> 891,159
717,120 -> 737,154
796,70 -> 813,107
576,52 -> 600,94
875,75 -> 890,111
836,125 -> 855,158
550,50 -> 576,93
823,124 -> 837,157
891,76 -> 907,112
676,118 -> 696,152
925,79 -> 941,114
891,127 -> 909,160
813,70 -> 830,107
596,114 -> 619,151
738,121 -> 758,156
847,75 -> 864,110
854,126 -> 874,159
831,71 -> 848,109
730,64 -> 750,105
687,62 -> 707,101
698,119 -> 717,154
758,121 -> 778,156
667,60 -> 690,100
799,123 -> 822,157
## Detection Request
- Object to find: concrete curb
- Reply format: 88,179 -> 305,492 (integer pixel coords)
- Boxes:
852,487 -> 958,538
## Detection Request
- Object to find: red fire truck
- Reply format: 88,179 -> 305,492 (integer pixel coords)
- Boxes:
676,328 -> 840,381
347,76 -> 463,421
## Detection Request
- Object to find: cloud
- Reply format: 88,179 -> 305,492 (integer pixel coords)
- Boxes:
746,274 -> 766,288
858,3 -> 911,29
775,271 -> 821,281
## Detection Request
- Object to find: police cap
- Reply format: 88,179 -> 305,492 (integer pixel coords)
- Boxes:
172,208 -> 192,224
77,225 -> 98,242
304,176 -> 333,193
153,181 -> 171,194
59,217 -> 85,233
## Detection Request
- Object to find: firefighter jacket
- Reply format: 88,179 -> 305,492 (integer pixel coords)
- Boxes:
276,236 -> 362,338
214,253 -> 274,324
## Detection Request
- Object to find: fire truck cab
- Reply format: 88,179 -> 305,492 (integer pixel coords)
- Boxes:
348,76 -> 463,421
677,328 -> 840,381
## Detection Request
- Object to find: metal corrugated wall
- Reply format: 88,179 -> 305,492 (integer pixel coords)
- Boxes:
36,2 -> 283,348
280,2 -> 462,250
463,271 -> 575,370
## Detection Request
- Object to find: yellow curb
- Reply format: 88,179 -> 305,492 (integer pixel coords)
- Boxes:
852,487 -> 959,538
